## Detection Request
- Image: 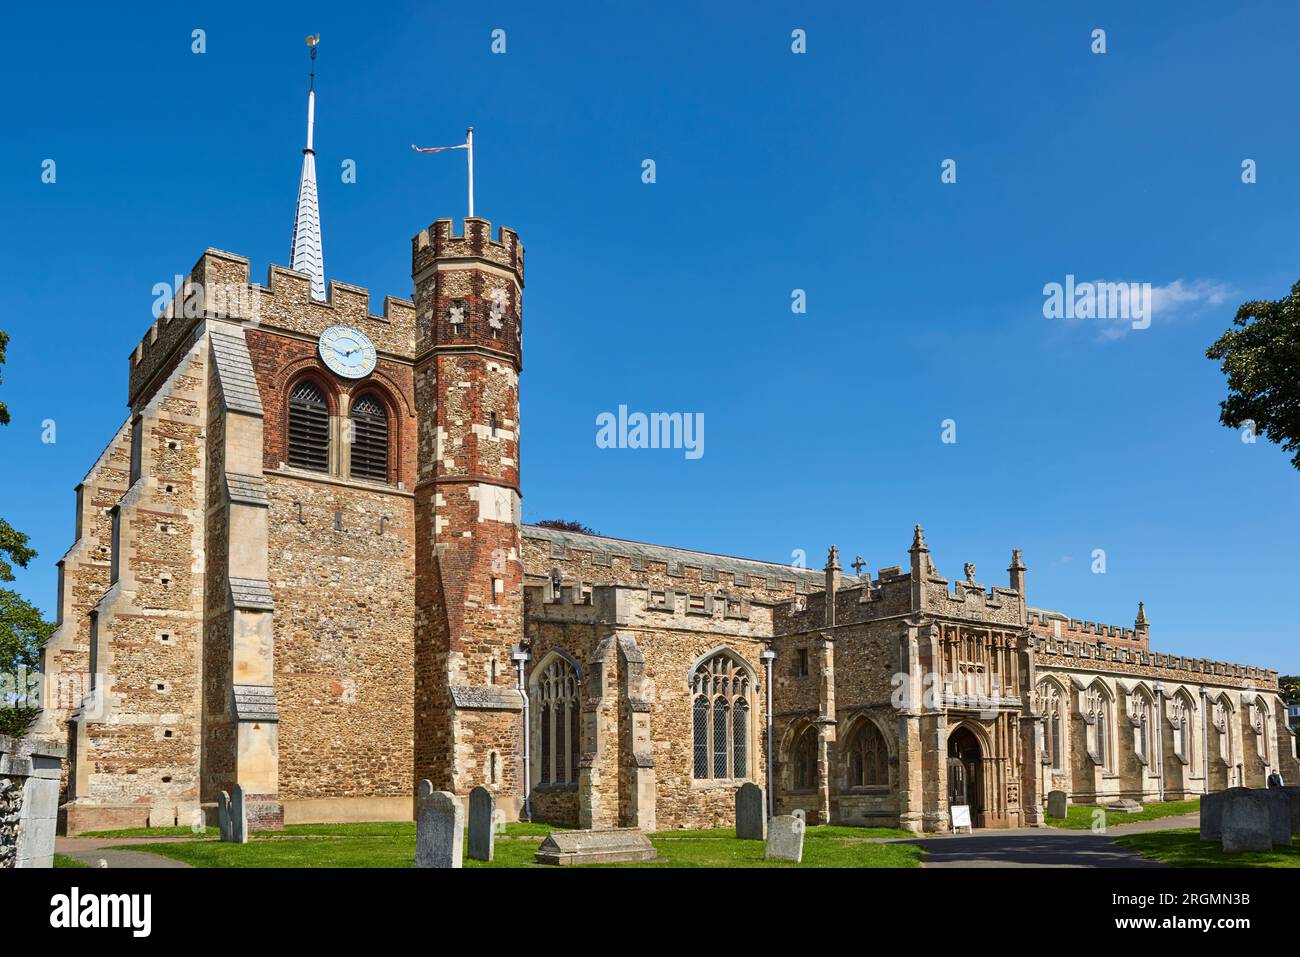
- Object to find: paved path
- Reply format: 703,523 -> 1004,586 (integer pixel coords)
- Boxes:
57,835 -> 200,869
907,813 -> 1198,868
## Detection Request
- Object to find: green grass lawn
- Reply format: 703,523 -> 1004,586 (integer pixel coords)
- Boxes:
1115,828 -> 1300,867
80,825 -> 216,839
53,853 -> 89,868
1044,798 -> 1200,830
109,822 -> 922,869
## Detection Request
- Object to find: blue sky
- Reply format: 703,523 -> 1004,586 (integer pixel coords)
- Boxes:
1,1 -> 1297,671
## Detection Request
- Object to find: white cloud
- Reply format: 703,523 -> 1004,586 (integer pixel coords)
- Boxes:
1095,278 -> 1232,342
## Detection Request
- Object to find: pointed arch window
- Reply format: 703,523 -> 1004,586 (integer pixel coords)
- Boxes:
348,392 -> 389,482
288,380 -> 330,472
689,651 -> 753,782
846,720 -> 888,788
535,655 -> 581,786
1038,681 -> 1064,770
792,726 -> 818,790
1170,695 -> 1193,764
1130,691 -> 1154,766
1085,685 -> 1112,769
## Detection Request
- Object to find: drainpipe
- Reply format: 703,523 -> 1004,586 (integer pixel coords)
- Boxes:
1199,685 -> 1209,791
512,647 -> 532,820
1153,682 -> 1165,802
760,648 -> 776,818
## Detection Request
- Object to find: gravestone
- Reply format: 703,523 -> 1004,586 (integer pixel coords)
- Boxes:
217,791 -> 232,842
1221,790 -> 1272,853
1046,790 -> 1068,820
1262,789 -> 1291,846
415,780 -> 462,868
534,828 -> 656,865
735,783 -> 766,840
1280,786 -> 1300,835
228,785 -> 249,844
1200,787 -> 1248,842
467,786 -> 495,862
1111,798 -> 1142,814
765,814 -> 805,863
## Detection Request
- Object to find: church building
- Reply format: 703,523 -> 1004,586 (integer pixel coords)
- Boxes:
37,69 -> 1298,836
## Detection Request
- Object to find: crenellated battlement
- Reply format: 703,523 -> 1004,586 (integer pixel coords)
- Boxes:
411,217 -> 524,282
127,248 -> 417,408
1027,609 -> 1140,643
1032,632 -> 1278,689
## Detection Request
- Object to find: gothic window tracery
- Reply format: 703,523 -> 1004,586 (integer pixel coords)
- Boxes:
846,719 -> 888,788
535,655 -> 581,786
1212,698 -> 1232,766
690,651 -> 752,781
1037,681 -> 1063,770
1084,685 -> 1112,769
1129,690 -> 1154,765
792,726 -> 818,790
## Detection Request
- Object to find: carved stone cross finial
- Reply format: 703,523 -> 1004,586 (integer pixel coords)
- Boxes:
851,555 -> 867,576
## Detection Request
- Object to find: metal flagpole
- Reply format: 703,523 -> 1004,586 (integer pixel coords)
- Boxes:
466,127 -> 474,217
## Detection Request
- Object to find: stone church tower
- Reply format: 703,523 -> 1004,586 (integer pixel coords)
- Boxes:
411,219 -> 526,810
36,56 -> 1296,838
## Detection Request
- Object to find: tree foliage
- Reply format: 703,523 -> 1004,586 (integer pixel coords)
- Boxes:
1206,283 -> 1300,468
0,327 -> 48,737
533,519 -> 599,536
0,588 -> 51,737
1279,676 -> 1300,705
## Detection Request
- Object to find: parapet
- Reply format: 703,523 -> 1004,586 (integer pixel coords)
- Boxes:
521,524 -> 817,599
127,247 -> 417,408
1027,609 -> 1141,644
1032,632 -> 1278,690
412,218 -> 524,282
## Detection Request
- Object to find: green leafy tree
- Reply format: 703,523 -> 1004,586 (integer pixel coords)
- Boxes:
0,588 -> 51,737
1280,676 -> 1300,705
0,327 -> 50,736
1206,283 -> 1300,468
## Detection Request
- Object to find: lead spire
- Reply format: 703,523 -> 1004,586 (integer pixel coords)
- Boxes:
290,34 -> 326,301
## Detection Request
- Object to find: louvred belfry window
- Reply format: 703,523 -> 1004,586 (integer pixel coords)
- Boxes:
348,393 -> 389,482
288,381 -> 330,473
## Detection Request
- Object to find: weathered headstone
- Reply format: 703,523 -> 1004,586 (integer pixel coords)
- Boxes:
1221,790 -> 1272,853
415,780 -> 462,868
1111,798 -> 1143,814
765,814 -> 805,863
1280,786 -> 1300,835
1261,789 -> 1291,846
1046,790 -> 1068,820
467,786 -> 495,862
735,783 -> 766,840
1200,787 -> 1248,842
228,784 -> 248,844
217,791 -> 232,842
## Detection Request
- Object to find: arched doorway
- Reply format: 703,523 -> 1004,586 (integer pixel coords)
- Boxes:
948,726 -> 983,817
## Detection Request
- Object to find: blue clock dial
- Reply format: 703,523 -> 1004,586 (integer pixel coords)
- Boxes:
319,325 -> 377,379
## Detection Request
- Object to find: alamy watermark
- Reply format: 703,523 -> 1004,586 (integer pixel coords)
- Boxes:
595,405 -> 704,460
1043,275 -> 1152,330
151,276 -> 262,325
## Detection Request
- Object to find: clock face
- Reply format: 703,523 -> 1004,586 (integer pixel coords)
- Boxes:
319,325 -> 377,379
